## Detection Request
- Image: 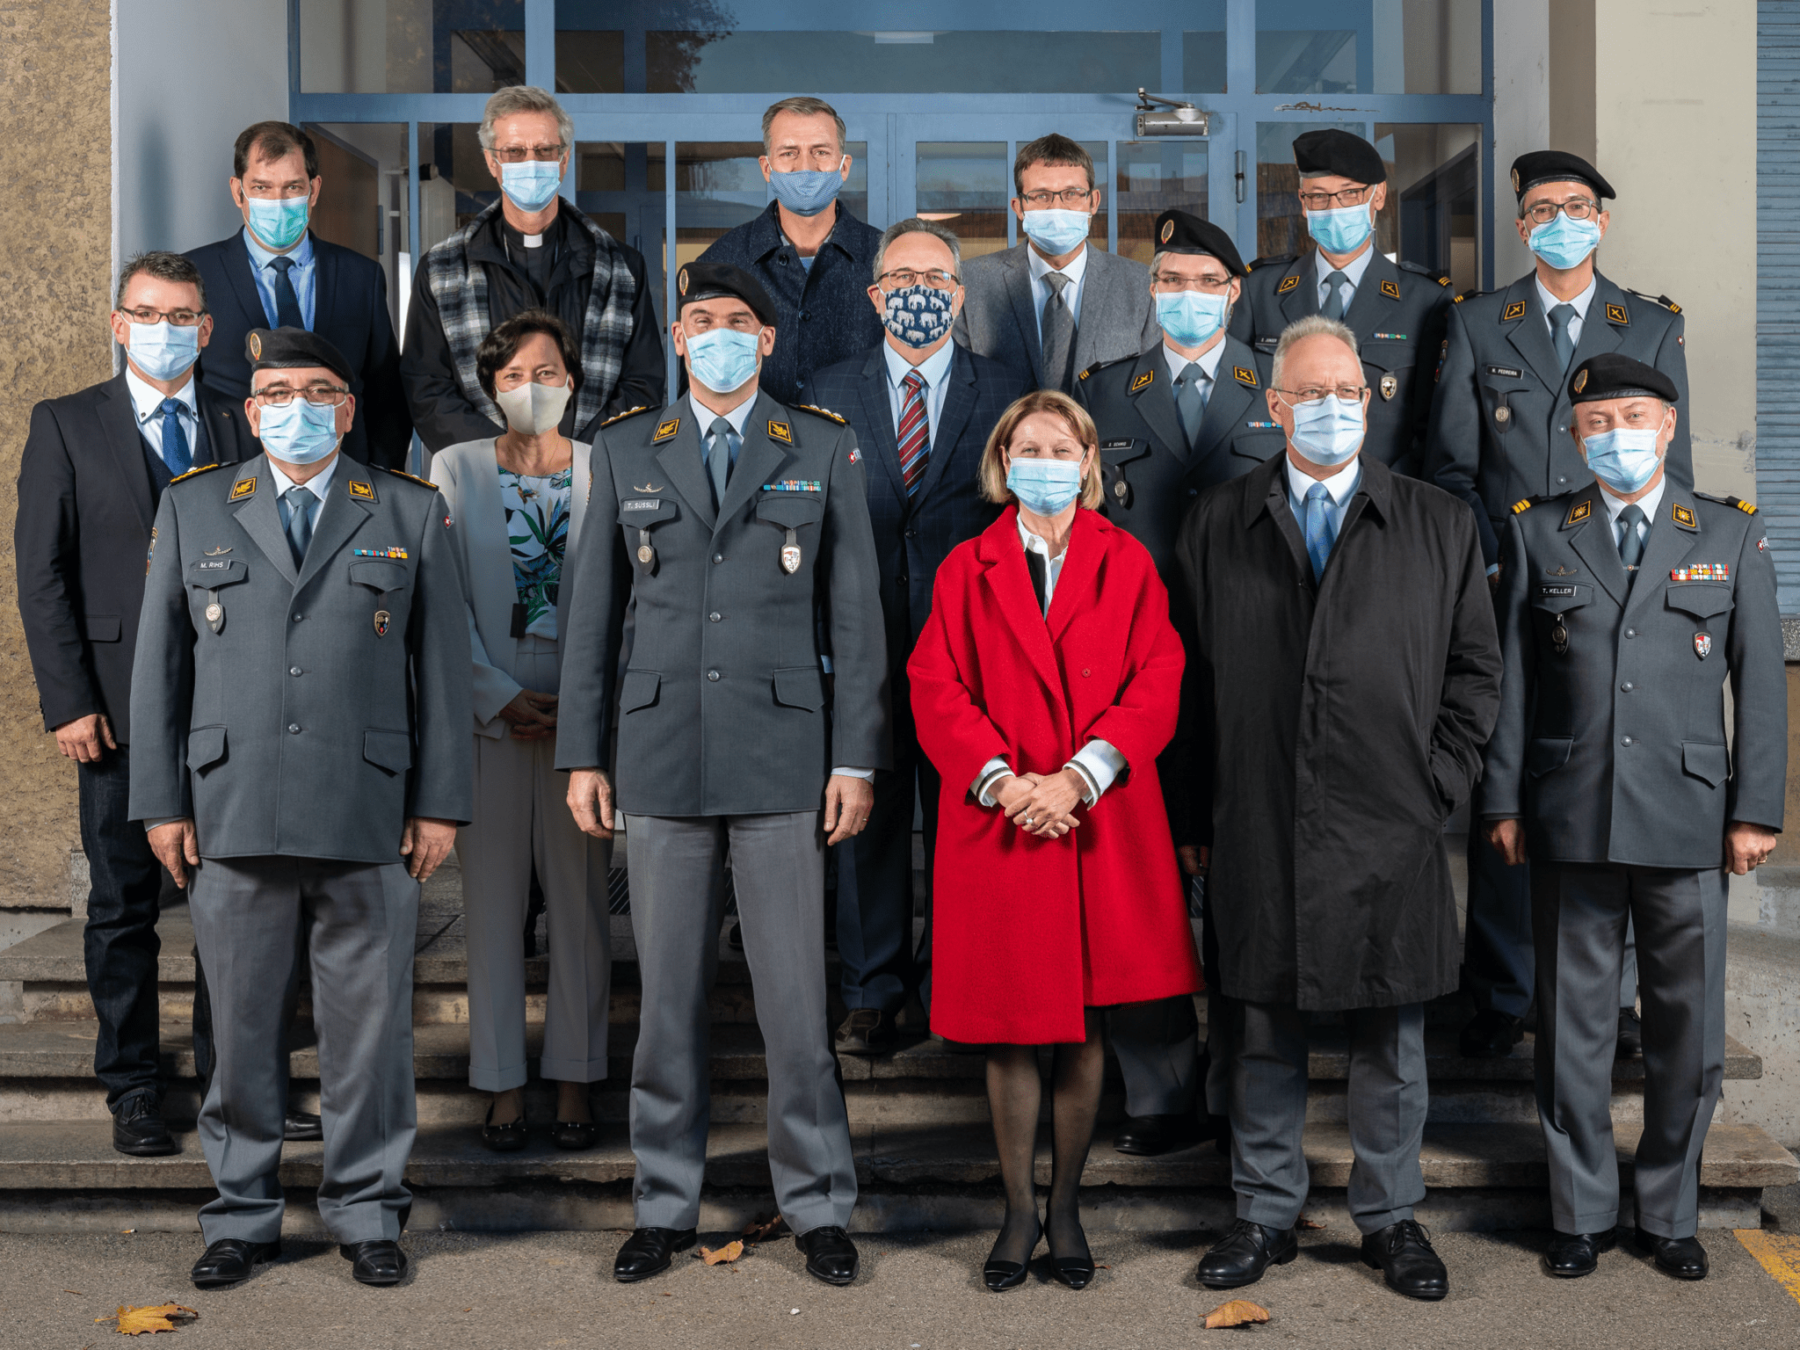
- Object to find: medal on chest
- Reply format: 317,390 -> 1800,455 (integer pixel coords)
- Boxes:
204,588 -> 224,635
1550,614 -> 1569,656
635,527 -> 657,576
1694,631 -> 1712,660
780,527 -> 802,575
373,609 -> 390,638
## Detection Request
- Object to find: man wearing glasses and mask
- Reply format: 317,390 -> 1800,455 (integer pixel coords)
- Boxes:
803,219 -> 1027,1056
402,85 -> 664,453
1229,129 -> 1454,479
16,253 -> 256,1159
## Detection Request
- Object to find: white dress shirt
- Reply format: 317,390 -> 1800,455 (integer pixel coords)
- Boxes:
1315,243 -> 1376,311
1535,273 -> 1597,349
124,365 -> 200,470
1028,240 -> 1089,338
882,338 -> 955,442
1598,473 -> 1665,556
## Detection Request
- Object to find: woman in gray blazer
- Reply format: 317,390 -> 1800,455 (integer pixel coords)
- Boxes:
433,311 -> 612,1150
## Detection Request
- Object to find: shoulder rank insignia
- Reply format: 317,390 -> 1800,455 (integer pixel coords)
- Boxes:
1077,367 -> 1091,381
600,405 -> 650,428
1696,490 -> 1759,515
652,417 -> 681,443
1737,498 -> 1758,514
1605,302 -> 1629,326
1502,300 -> 1528,322
347,479 -> 376,501
1275,274 -> 1301,295
768,419 -> 793,444
1672,502 -> 1697,529
1563,498 -> 1593,527
794,403 -> 847,425
1437,274 -> 1452,286
1628,288 -> 1681,314
378,466 -> 438,489
1380,278 -> 1401,300
1511,498 -> 1534,515
169,462 -> 222,485
1129,370 -> 1155,394
1233,366 -> 1258,388
229,475 -> 257,501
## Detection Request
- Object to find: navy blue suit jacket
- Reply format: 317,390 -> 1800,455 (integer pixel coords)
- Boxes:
804,343 -> 1026,673
186,231 -> 412,469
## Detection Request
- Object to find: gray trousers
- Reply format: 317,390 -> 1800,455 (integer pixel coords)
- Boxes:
1532,862 -> 1726,1238
625,812 -> 856,1234
188,856 -> 418,1245
1221,997 -> 1427,1235
457,636 -> 612,1092
1109,996 -> 1199,1117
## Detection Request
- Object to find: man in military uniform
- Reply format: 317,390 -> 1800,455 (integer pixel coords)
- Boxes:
129,328 -> 472,1290
1427,152 -> 1690,1061
1072,209 -> 1274,1159
559,263 -> 888,1288
1483,354 -> 1784,1281
1228,129 -> 1453,478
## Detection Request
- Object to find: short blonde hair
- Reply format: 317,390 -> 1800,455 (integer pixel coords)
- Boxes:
979,390 -> 1104,510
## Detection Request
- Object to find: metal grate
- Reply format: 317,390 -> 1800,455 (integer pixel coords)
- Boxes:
1759,2 -> 1800,612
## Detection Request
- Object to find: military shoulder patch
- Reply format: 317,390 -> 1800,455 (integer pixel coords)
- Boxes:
1275,274 -> 1301,295
1604,302 -> 1629,326
1697,490 -> 1757,515
1077,367 -> 1091,381
1129,370 -> 1155,394
1501,300 -> 1528,322
652,417 -> 681,442
1627,288 -> 1681,314
347,479 -> 376,501
600,404 -> 651,428
1397,260 -> 1450,285
169,462 -> 223,485
1380,278 -> 1401,300
228,475 -> 257,501
1672,502 -> 1697,529
767,419 -> 793,444
1233,366 -> 1258,388
1563,498 -> 1593,527
1510,498 -> 1535,515
378,467 -> 439,490
1248,254 -> 1297,273
793,403 -> 846,425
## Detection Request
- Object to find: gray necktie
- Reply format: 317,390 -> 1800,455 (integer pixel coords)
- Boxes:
1616,502 -> 1647,570
1040,271 -> 1075,392
1321,269 -> 1351,321
1549,303 -> 1577,371
1176,361 -> 1209,448
707,416 -> 734,509
282,484 -> 316,566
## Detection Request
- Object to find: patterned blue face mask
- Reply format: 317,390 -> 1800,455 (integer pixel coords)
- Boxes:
768,162 -> 846,217
245,194 -> 309,251
500,160 -> 563,212
881,284 -> 956,349
684,326 -> 761,394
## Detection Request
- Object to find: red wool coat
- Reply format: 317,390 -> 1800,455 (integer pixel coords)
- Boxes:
909,506 -> 1201,1045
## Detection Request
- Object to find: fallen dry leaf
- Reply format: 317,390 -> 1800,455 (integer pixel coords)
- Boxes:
1297,1216 -> 1325,1230
698,1240 -> 744,1265
1204,1299 -> 1270,1330
740,1214 -> 788,1245
96,1304 -> 199,1336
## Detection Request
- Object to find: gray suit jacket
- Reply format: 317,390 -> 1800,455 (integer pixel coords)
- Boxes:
432,437 -> 596,737
1483,482 -> 1785,868
128,455 -> 473,861
952,242 -> 1159,391
555,395 -> 891,815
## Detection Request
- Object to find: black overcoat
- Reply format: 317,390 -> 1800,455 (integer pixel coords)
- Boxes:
1175,453 -> 1501,1010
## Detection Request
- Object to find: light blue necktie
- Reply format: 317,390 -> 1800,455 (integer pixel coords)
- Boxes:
1303,482 -> 1335,580
158,398 -> 192,475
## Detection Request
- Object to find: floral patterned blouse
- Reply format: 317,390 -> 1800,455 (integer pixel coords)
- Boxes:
498,466 -> 572,639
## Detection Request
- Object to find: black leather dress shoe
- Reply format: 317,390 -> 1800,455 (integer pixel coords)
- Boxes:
113,1095 -> 178,1157
191,1237 -> 280,1289
1113,1113 -> 1204,1157
1545,1228 -> 1616,1277
1634,1228 -> 1708,1279
795,1225 -> 859,1286
552,1120 -> 598,1150
1459,1009 -> 1524,1059
283,1110 -> 323,1142
1361,1220 -> 1448,1301
614,1227 -> 697,1282
1196,1219 -> 1297,1289
340,1239 -> 407,1286
480,1100 -> 529,1152
1617,1007 -> 1644,1059
836,1009 -> 898,1055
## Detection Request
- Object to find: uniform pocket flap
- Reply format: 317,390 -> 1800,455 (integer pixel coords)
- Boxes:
187,559 -> 248,587
1681,741 -> 1730,787
82,613 -> 121,642
362,729 -> 413,775
619,669 -> 661,712
1098,438 -> 1151,464
1526,736 -> 1573,778
755,494 -> 825,529
1531,583 -> 1592,613
348,561 -> 409,593
187,724 -> 227,772
618,497 -> 678,526
1665,582 -> 1734,619
772,665 -> 826,711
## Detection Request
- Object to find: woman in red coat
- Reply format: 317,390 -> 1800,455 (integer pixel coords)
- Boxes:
909,390 -> 1200,1293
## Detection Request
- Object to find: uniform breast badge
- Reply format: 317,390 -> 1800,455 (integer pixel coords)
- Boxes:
1551,615 -> 1570,656
204,590 -> 225,634
1694,632 -> 1712,660
636,529 -> 657,575
373,610 -> 390,637
1380,372 -> 1398,401
781,529 -> 802,575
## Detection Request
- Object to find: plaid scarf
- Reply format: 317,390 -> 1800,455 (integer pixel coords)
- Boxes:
422,200 -> 638,433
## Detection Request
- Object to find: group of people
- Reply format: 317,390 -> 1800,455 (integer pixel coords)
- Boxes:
13,84 -> 1784,1301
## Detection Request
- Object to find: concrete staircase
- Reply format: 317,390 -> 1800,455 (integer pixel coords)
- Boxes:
0,851 -> 1791,1237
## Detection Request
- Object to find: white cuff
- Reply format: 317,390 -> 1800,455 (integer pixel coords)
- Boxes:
972,756 -> 1014,806
144,817 -> 186,831
1485,563 -> 1500,576
829,766 -> 873,780
1066,739 -> 1128,805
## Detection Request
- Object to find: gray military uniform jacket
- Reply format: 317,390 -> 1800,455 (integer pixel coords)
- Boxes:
1483,482 -> 1784,868
1424,270 -> 1689,567
128,456 -> 473,860
555,394 -> 890,815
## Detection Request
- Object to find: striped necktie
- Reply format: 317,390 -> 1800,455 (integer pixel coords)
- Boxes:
897,370 -> 931,496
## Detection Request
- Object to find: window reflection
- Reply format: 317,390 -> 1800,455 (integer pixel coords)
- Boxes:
916,143 -> 1008,260
1116,141 -> 1209,265
308,124 -> 410,334
1377,123 -> 1481,294
1256,0 -> 1481,95
300,0 -> 524,94
1255,120 -> 1364,261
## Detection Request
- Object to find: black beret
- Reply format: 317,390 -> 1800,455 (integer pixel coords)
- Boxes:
246,327 -> 352,385
1569,352 -> 1678,405
675,262 -> 776,327
1511,150 -> 1614,201
1292,129 -> 1386,185
1152,209 -> 1246,276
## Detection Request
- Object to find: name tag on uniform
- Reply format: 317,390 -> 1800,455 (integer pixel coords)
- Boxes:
622,499 -> 662,511
1486,365 -> 1523,378
1538,584 -> 1578,597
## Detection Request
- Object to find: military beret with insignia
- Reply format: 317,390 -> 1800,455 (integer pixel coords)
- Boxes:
1568,352 -> 1678,405
1152,209 -> 1246,276
247,327 -> 353,385
1293,128 -> 1386,185
675,262 -> 776,327
1510,150 -> 1615,202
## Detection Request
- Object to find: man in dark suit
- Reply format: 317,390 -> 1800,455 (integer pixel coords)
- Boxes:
14,252 -> 256,1156
187,122 -> 412,470
803,219 -> 1027,1053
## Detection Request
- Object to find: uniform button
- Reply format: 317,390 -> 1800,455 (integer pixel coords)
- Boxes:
709,612 -> 722,622
1620,735 -> 1633,746
800,311 -> 810,322
288,723 -> 301,734
713,553 -> 724,564
905,529 -> 918,539
1557,475 -> 1568,485
290,666 -> 303,677
898,573 -> 908,583
1625,628 -> 1637,638
707,670 -> 720,682
1558,425 -> 1567,434
292,613 -> 303,622
1620,681 -> 1634,692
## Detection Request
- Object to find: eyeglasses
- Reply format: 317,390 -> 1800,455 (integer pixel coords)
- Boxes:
1153,273 -> 1233,293
1296,186 -> 1371,210
120,307 -> 204,327
490,144 -> 567,163
1523,198 -> 1600,224
1273,384 -> 1368,406
877,268 -> 960,290
1019,189 -> 1094,208
253,386 -> 349,408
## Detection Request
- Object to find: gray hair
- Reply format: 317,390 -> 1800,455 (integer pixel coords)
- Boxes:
479,86 -> 573,153
116,251 -> 207,312
761,96 -> 846,156
872,218 -> 962,281
1271,315 -> 1359,389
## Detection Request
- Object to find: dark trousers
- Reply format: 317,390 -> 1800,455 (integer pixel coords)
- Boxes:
78,745 -> 176,1111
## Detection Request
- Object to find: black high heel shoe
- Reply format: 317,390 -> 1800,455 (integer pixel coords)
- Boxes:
1048,1219 -> 1095,1290
983,1219 -> 1042,1292
480,1099 -> 529,1152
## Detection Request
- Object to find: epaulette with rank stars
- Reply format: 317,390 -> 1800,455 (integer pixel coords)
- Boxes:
1696,490 -> 1757,514
378,466 -> 439,490
793,403 -> 846,425
168,462 -> 224,485
600,405 -> 652,428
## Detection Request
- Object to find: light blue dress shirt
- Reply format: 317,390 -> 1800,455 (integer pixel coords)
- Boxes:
1027,239 -> 1088,339
1314,242 -> 1375,312
242,226 -> 317,330
1284,454 -> 1362,539
881,338 -> 955,443
123,366 -> 199,470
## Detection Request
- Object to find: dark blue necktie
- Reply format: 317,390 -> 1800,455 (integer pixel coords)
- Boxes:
269,255 -> 305,330
159,398 -> 192,475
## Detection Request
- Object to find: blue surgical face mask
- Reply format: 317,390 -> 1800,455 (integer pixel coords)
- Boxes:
768,161 -> 845,217
1289,395 -> 1366,467
1006,457 -> 1085,516
1155,290 -> 1230,348
245,194 -> 309,251
1304,199 -> 1375,255
881,284 -> 956,349
1019,208 -> 1092,256
1527,212 -> 1603,271
257,397 -> 341,465
684,326 -> 762,394
500,159 -> 564,213
1582,421 -> 1666,495
124,321 -> 201,382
